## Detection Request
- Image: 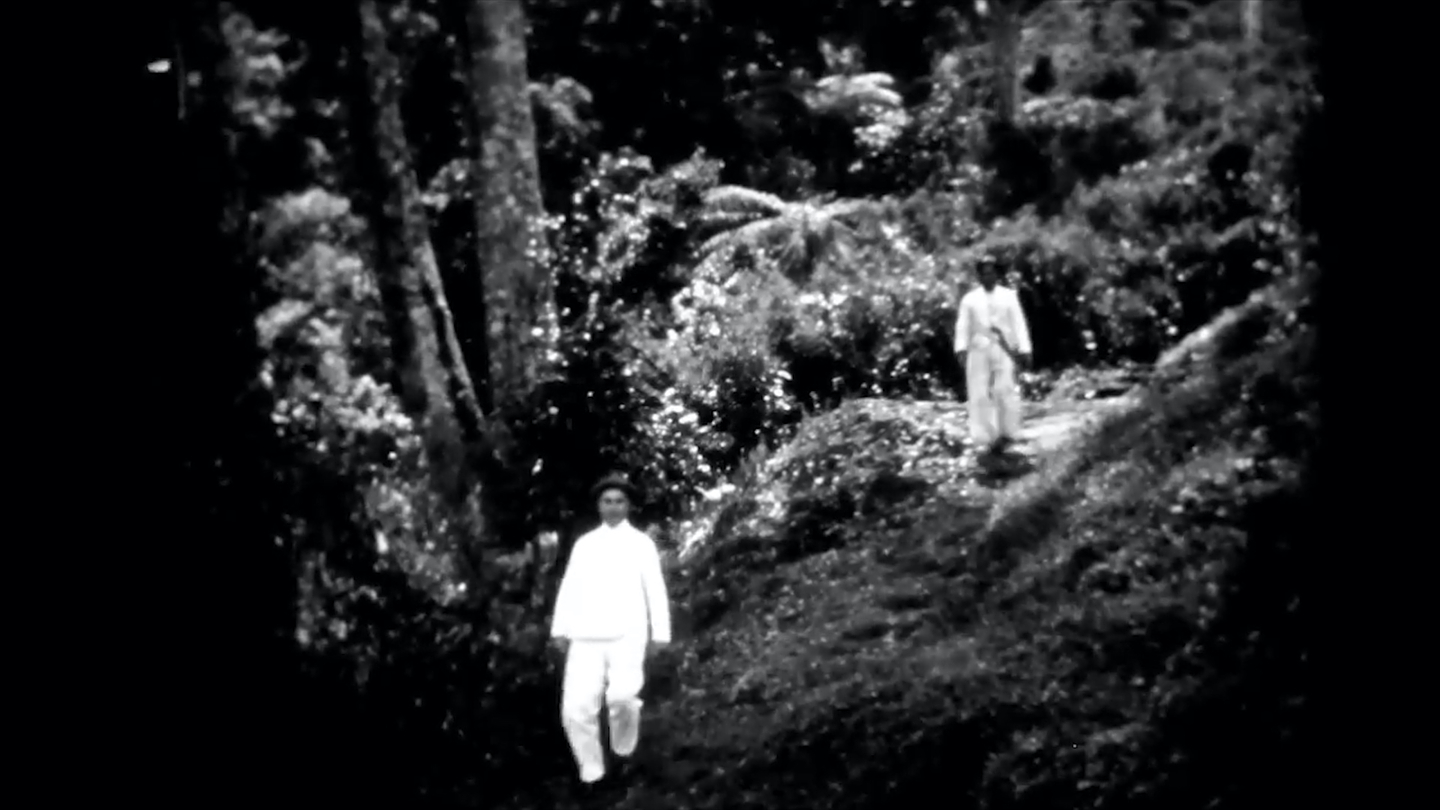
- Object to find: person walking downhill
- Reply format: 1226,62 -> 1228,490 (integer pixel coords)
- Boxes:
550,472 -> 672,800
954,254 -> 1034,453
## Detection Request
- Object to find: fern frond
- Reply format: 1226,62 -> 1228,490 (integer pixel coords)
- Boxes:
702,185 -> 790,215
807,72 -> 904,115
818,197 -> 884,220
698,217 -> 789,257
698,208 -> 763,229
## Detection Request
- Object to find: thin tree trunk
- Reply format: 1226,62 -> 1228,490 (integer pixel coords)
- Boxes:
432,1 -> 494,414
990,0 -> 1021,124
347,0 -> 495,516
1242,0 -> 1264,46
457,0 -> 552,422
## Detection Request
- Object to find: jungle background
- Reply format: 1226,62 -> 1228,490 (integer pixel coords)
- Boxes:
155,0 -> 1319,807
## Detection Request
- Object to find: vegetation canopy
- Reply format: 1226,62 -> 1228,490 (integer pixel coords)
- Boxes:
163,0 -> 1316,806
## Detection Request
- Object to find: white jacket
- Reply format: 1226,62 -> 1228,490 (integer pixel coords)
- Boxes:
954,285 -> 1033,356
550,520 -> 672,643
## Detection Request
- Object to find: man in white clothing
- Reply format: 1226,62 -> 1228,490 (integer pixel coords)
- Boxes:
954,255 -> 1033,452
550,472 -> 672,792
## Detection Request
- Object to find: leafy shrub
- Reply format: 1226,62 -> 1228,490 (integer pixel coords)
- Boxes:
646,258 -> 803,474
855,2 -> 1314,213
296,552 -> 566,806
674,397 -> 982,634
256,188 -> 466,592
1071,52 -> 1144,101
853,44 -> 1157,211
254,187 -> 570,805
640,198 -> 981,488
771,256 -> 964,409
505,149 -> 730,542
970,117 -> 1307,370
981,94 -> 1156,219
848,46 -> 995,197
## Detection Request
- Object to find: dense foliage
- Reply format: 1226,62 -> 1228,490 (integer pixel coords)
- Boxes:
163,0 -> 1317,805
632,268 -> 1314,810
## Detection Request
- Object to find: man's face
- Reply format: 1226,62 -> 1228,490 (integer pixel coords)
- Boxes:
977,265 -> 999,291
598,488 -> 630,525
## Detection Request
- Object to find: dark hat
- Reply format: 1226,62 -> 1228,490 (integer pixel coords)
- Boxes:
590,472 -> 640,503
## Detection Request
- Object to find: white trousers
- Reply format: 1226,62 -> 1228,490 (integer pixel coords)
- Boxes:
560,637 -> 647,783
965,342 -> 1022,446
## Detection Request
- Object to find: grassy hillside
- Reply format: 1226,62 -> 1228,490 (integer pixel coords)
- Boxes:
507,270 -> 1313,810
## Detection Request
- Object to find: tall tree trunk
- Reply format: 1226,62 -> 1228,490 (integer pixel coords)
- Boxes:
457,0 -> 552,424
990,0 -> 1021,124
347,0 -> 495,522
1242,0 -> 1264,46
431,6 -> 494,414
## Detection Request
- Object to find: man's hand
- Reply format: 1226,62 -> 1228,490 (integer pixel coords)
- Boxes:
989,326 -> 1013,355
646,639 -> 671,660
988,328 -> 1031,370
550,637 -> 570,657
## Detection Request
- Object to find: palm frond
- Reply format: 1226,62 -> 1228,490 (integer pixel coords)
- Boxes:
529,81 -> 589,134
807,72 -> 904,115
698,217 -> 790,257
549,76 -> 593,107
858,86 -> 904,108
698,208 -> 764,229
836,72 -> 903,103
827,238 -> 858,270
817,197 -> 886,221
854,72 -> 897,88
702,185 -> 790,216
257,299 -> 321,350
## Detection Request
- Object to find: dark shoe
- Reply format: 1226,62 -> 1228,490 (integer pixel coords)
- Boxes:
611,755 -> 633,786
576,779 -> 607,808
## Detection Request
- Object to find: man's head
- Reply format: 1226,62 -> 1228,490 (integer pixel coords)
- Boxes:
975,255 -> 1000,291
590,472 -> 639,527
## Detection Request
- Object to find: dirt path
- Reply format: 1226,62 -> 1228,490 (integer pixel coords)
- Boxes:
1016,396 -> 1132,455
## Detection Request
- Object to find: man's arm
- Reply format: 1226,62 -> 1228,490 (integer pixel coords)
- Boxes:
1010,289 -> 1033,359
637,534 -> 672,647
549,537 -> 584,645
953,293 -> 971,356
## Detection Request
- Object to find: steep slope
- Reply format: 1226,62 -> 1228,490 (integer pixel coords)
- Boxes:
506,272 -> 1313,810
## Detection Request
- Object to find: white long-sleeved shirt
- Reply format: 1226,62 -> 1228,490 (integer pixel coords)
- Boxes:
550,520 -> 672,643
954,284 -> 1033,357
